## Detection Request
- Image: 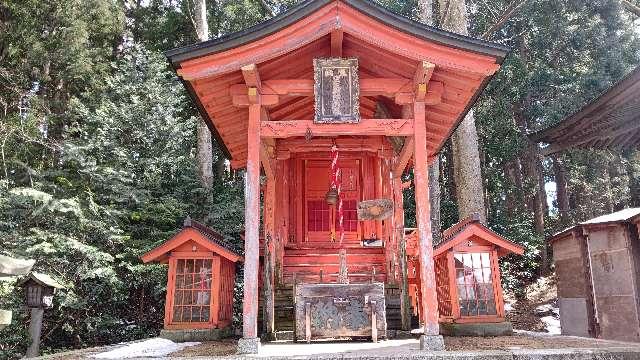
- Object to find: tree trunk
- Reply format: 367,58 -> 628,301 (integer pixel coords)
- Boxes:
514,104 -> 548,274
194,0 -> 214,188
437,0 -> 487,223
552,155 -> 570,225
417,0 -> 442,241
418,0 -> 434,26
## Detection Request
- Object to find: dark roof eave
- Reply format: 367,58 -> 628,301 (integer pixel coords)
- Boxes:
165,0 -> 509,66
529,65 -> 640,144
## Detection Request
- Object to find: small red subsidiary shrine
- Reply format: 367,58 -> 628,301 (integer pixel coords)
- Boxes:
141,218 -> 241,332
433,216 -> 523,331
165,0 -> 513,352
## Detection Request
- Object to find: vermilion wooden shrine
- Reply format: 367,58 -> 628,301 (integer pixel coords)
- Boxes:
141,219 -> 241,332
165,0 -> 509,353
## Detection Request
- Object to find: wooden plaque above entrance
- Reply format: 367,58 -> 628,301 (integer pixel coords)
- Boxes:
313,58 -> 360,123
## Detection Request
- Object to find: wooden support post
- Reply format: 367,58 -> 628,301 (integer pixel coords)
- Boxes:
242,103 -> 261,341
26,308 -> 44,358
394,175 -> 411,331
331,29 -> 343,58
413,100 -> 440,336
447,250 -> 461,320
263,171 -> 276,339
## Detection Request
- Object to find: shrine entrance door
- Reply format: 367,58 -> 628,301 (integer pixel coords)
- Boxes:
304,159 -> 361,244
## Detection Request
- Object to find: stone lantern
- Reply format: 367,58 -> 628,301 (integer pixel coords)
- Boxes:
0,255 -> 35,330
19,273 -> 63,358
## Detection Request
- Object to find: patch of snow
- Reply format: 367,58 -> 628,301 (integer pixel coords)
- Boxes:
91,338 -> 199,359
504,302 -> 514,312
541,315 -> 561,335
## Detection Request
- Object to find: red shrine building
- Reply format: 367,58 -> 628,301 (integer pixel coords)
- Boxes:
165,0 -> 512,353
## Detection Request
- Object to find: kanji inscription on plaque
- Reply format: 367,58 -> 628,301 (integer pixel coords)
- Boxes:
313,58 -> 360,123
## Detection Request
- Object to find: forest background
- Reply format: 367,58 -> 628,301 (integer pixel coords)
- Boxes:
1,0 -> 639,358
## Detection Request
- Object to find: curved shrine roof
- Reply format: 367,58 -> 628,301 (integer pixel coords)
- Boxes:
167,0 -> 510,166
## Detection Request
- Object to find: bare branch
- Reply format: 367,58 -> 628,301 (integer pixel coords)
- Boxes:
256,0 -> 275,17
622,0 -> 640,17
481,0 -> 529,40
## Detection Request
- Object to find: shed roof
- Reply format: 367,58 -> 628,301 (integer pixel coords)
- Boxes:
141,218 -> 242,263
548,208 -> 640,243
166,0 -> 509,166
19,272 -> 64,289
434,214 -> 525,257
529,66 -> 640,155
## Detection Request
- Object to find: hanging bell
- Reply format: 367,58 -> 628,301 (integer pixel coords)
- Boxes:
325,187 -> 339,205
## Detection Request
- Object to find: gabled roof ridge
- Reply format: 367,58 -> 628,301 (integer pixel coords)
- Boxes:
436,214 -> 524,255
182,216 -> 241,256
166,0 -> 509,66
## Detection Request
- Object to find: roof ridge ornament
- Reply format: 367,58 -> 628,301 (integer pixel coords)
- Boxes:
183,215 -> 192,228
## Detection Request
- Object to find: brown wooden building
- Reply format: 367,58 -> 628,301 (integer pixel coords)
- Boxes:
165,0 -> 510,353
548,208 -> 640,342
141,218 -> 242,332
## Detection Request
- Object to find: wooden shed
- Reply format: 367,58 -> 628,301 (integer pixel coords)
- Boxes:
141,218 -> 242,331
548,208 -> 640,342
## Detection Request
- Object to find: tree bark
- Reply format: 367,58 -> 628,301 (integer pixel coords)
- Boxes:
418,0 -> 434,26
194,0 -> 214,188
552,155 -> 570,225
514,103 -> 548,274
417,0 -> 442,241
437,0 -> 487,224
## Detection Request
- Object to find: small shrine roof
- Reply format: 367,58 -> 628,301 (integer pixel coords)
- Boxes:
141,217 -> 242,263
434,214 -> 525,257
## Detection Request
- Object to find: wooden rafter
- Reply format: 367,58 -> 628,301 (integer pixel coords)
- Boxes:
261,119 -> 414,138
413,61 -> 436,101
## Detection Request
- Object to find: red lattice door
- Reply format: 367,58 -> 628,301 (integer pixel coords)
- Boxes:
304,159 -> 360,243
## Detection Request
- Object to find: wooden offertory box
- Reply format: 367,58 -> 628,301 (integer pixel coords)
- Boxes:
295,283 -> 386,342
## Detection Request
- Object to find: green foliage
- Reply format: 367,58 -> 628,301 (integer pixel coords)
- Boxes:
0,46 -> 244,358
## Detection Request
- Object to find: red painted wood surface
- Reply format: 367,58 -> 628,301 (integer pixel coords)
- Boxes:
176,0 -> 502,167
141,225 -> 241,331
412,100 -> 440,335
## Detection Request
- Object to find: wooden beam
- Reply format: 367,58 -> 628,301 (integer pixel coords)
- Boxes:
395,81 -> 443,105
412,100 -> 440,336
232,94 -> 280,107
229,78 -> 443,100
260,143 -> 275,180
392,138 -> 414,178
331,29 -> 343,58
260,119 -> 414,138
413,61 -> 436,101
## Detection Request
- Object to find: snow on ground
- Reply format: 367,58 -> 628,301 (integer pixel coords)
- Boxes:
91,338 -> 199,359
541,314 -> 561,335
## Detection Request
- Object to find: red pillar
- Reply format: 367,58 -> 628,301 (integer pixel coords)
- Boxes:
242,103 -> 261,340
412,101 -> 440,336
